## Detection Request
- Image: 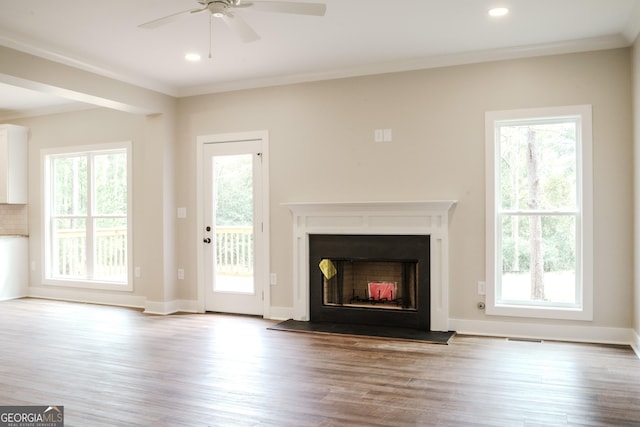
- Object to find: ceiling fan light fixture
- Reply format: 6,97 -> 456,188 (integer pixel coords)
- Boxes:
488,7 -> 509,17
208,2 -> 228,17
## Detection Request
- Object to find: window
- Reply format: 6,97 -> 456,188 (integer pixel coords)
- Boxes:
485,106 -> 592,320
43,142 -> 132,290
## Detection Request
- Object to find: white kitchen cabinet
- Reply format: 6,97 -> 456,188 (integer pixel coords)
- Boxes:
0,124 -> 28,204
0,236 -> 28,300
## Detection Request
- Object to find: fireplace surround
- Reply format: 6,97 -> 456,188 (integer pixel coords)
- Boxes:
284,201 -> 456,332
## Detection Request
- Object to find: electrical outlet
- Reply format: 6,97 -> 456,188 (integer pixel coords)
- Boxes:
135,267 -> 141,278
178,268 -> 184,280
270,273 -> 277,285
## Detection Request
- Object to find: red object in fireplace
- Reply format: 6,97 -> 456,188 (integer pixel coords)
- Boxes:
368,282 -> 396,301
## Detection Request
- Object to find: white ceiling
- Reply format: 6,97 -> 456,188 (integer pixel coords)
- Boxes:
0,0 -> 639,117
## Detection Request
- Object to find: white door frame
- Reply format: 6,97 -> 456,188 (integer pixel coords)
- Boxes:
196,130 -> 270,317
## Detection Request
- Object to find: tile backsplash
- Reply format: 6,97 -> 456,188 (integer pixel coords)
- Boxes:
0,204 -> 28,235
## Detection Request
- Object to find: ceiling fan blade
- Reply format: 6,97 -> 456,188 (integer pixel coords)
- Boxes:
242,1 -> 326,16
138,7 -> 206,29
220,13 -> 261,43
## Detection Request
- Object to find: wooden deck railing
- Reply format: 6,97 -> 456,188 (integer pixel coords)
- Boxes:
53,228 -> 127,280
215,226 -> 253,276
53,226 -> 253,279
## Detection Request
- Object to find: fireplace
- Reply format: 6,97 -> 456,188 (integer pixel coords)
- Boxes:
284,201 -> 456,332
309,234 -> 430,329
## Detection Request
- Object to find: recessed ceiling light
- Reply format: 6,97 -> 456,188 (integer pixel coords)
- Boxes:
488,7 -> 509,17
185,53 -> 201,62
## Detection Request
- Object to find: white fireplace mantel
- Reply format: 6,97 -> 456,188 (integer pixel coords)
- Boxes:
283,200 -> 457,332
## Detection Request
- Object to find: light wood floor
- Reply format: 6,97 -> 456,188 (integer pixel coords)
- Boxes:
1,298 -> 639,426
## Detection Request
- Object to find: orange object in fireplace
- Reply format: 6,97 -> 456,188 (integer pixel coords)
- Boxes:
368,282 -> 396,301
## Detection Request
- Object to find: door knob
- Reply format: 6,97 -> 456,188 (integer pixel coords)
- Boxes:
203,237 -> 211,244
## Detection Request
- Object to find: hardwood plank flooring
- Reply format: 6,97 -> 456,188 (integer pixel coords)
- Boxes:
1,298 -> 639,426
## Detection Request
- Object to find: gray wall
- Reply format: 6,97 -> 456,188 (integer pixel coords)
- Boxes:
177,48 -> 633,329
12,46 -> 634,338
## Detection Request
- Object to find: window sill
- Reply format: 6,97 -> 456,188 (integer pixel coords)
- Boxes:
486,303 -> 593,321
43,278 -> 133,292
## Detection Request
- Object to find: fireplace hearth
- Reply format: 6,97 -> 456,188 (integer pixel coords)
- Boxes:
309,234 -> 430,329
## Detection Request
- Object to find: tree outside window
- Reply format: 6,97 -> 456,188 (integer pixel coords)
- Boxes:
498,120 -> 578,305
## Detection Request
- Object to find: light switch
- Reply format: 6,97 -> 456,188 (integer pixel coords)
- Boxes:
478,281 -> 486,295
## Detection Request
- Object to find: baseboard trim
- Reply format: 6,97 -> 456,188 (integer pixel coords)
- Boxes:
268,306 -> 293,321
27,287 -> 201,316
144,300 -> 178,315
0,294 -> 28,302
450,318 -> 635,346
144,299 -> 200,315
176,299 -> 200,313
28,286 -> 145,309
632,330 -> 640,359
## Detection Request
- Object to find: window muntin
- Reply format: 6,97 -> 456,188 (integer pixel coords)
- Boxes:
486,106 -> 592,320
44,142 -> 132,290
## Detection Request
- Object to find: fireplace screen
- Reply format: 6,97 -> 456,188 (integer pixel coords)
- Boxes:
320,259 -> 418,311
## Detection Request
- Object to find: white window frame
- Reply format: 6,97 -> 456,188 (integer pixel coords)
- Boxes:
42,141 -> 133,291
485,105 -> 593,321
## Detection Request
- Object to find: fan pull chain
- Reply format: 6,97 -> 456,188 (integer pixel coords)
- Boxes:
208,14 -> 213,59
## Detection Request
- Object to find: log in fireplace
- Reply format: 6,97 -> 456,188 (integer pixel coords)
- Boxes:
309,234 -> 430,330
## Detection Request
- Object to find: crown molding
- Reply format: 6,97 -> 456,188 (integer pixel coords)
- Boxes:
177,34 -> 630,97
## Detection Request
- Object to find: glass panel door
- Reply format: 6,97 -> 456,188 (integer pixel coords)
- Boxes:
212,153 -> 254,294
203,139 -> 264,315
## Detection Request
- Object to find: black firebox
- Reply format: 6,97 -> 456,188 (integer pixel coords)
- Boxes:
308,234 -> 430,330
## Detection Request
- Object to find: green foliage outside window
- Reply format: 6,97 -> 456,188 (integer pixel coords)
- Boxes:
49,148 -> 128,283
498,120 -> 578,302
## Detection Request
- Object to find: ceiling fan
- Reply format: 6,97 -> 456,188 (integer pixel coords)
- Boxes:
138,0 -> 327,43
